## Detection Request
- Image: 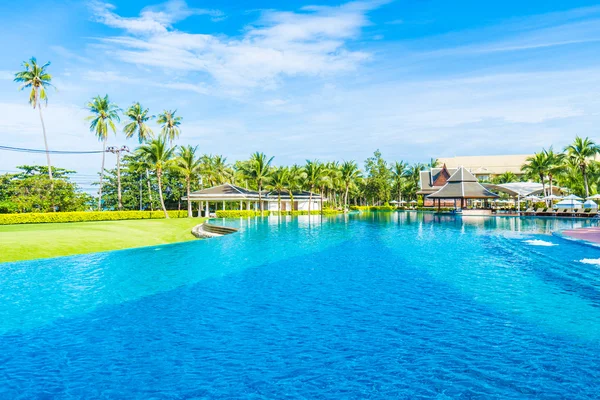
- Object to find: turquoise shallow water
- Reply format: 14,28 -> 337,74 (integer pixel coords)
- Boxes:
1,212 -> 600,398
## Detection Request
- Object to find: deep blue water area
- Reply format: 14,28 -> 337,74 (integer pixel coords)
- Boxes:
1,213 -> 599,398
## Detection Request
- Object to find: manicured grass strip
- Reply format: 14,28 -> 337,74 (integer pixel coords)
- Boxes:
0,218 -> 206,263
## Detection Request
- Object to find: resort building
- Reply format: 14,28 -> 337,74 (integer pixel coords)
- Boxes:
436,154 -> 531,181
183,183 -> 323,216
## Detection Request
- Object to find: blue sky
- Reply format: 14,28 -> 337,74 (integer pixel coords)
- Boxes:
1,0 -> 600,188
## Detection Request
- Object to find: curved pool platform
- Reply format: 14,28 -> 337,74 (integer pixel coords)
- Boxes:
1,212 -> 600,398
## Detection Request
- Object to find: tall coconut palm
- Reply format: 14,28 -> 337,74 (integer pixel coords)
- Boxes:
86,95 -> 120,211
267,167 -> 289,215
175,145 -> 202,217
287,164 -> 306,211
304,160 -> 324,214
157,110 -> 182,146
124,102 -> 154,143
240,152 -> 273,216
564,136 -> 600,198
544,147 -> 565,198
391,161 -> 408,205
521,152 -> 550,197
137,137 -> 175,218
14,57 -> 55,180
340,161 -> 362,211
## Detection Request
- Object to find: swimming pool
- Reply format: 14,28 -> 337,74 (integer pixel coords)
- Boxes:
1,213 -> 599,398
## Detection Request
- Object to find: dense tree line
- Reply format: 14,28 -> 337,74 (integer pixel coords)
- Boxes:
5,57 -> 599,215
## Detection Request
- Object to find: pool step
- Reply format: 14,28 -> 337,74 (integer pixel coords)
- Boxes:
192,222 -> 238,238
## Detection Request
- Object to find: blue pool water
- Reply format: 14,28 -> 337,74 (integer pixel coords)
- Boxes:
1,213 -> 600,398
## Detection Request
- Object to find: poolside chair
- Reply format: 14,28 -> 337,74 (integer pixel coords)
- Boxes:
522,207 -> 534,216
534,208 -> 548,216
555,208 -> 569,217
578,208 -> 596,218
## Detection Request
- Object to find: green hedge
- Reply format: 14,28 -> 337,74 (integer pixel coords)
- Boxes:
215,209 -> 341,218
349,205 -> 396,211
215,210 -> 270,218
0,210 -> 189,225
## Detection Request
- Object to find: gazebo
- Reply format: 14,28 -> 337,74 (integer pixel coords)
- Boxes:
427,167 -> 499,211
182,183 -> 323,216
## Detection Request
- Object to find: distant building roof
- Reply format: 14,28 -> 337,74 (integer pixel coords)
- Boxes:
418,166 -> 459,195
428,167 -> 499,199
436,154 -> 532,175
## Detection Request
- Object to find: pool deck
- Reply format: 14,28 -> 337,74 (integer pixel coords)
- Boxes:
562,227 -> 600,245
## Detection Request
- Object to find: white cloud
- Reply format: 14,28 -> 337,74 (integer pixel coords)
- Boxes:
81,70 -> 208,94
91,0 -> 382,89
90,0 -> 223,34
0,71 -> 13,80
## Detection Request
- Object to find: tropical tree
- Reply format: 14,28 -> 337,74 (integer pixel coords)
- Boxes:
544,147 -> 565,197
304,160 -> 325,214
240,152 -> 273,216
391,161 -> 408,205
157,110 -> 182,146
287,164 -> 306,211
124,102 -> 154,143
86,95 -> 120,211
14,57 -> 55,180
564,136 -> 600,198
521,152 -> 549,198
202,155 -> 232,187
137,137 -> 175,218
340,161 -> 362,211
491,171 -> 518,184
267,167 -> 289,215
175,145 -> 202,217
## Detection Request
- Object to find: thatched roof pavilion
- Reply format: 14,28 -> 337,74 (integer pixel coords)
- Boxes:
428,167 -> 498,209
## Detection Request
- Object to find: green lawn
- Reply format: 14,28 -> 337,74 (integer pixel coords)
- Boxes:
0,218 -> 206,263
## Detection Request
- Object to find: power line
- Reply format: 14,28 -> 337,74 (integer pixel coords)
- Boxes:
0,145 -> 106,155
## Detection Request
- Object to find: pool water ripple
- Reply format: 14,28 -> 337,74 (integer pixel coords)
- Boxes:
0,213 -> 599,398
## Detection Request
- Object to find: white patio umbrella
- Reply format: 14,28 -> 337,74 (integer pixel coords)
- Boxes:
399,200 -> 407,204
586,194 -> 600,200
543,195 -> 562,201
389,200 -> 399,204
563,194 -> 583,201
409,200 -> 417,204
582,200 -> 598,209
555,199 -> 583,208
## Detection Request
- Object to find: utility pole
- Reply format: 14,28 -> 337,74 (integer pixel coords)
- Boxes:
107,146 -> 130,211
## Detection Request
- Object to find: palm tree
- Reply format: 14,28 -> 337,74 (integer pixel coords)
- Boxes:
267,168 -> 289,215
137,137 -> 175,218
287,164 -> 306,211
124,102 -> 154,143
564,136 -> 600,198
175,145 -> 202,217
544,147 -> 565,198
521,152 -> 550,197
340,161 -> 362,211
14,57 -> 55,180
428,158 -> 440,169
157,110 -> 182,146
304,160 -> 324,214
492,171 -> 518,184
240,152 -> 273,216
86,95 -> 120,211
391,161 -> 408,205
